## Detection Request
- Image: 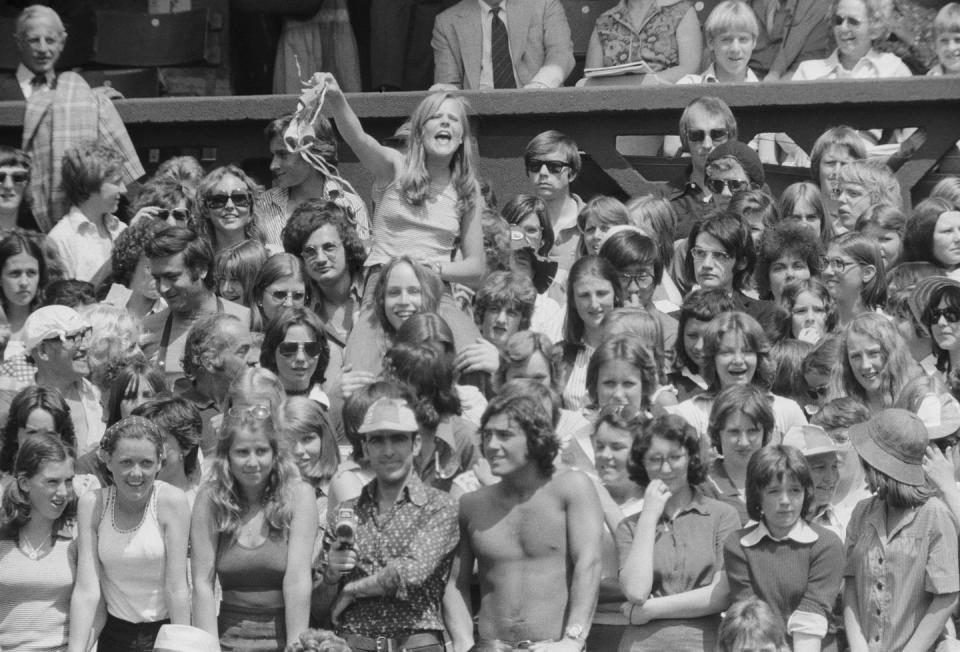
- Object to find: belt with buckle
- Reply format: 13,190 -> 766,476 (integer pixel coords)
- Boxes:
341,631 -> 444,652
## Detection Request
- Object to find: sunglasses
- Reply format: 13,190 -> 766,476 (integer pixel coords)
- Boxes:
929,307 -> 960,324
227,404 -> 271,422
268,289 -> 306,303
0,171 -> 28,185
706,178 -> 750,194
156,208 -> 190,222
206,192 -> 251,210
686,128 -> 729,143
833,14 -> 863,27
525,159 -> 570,175
277,341 -> 324,358
597,402 -> 648,425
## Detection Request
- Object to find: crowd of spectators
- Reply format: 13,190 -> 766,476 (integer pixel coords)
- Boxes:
5,2 -> 960,652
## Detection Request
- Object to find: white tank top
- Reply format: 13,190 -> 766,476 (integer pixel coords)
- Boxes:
97,483 -> 168,623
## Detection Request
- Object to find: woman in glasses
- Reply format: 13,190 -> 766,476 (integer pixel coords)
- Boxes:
69,415 -> 191,652
0,146 -> 33,231
191,400 -> 316,650
903,197 -> 960,274
197,165 -> 267,256
793,0 -> 911,80
821,231 -> 885,328
616,413 -> 740,651
260,307 -> 332,412
754,220 -> 824,306
130,176 -> 197,228
250,253 -> 311,333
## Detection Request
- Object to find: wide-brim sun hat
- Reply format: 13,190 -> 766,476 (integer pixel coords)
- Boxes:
849,408 -> 927,486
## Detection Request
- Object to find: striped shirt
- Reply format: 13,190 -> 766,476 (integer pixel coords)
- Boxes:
844,495 -> 960,652
365,181 -> 462,268
0,531 -> 77,651
561,344 -> 595,412
254,181 -> 370,248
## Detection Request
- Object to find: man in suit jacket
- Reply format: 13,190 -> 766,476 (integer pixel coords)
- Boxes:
431,0 -> 575,90
0,5 -> 66,101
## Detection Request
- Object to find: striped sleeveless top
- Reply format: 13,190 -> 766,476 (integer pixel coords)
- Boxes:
365,180 -> 461,268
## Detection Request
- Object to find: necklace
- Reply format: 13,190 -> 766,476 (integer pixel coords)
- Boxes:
20,533 -> 49,560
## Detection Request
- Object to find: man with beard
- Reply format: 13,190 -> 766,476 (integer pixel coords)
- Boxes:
22,305 -> 102,452
141,226 -> 249,385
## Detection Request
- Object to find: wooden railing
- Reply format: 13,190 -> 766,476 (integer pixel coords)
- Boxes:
2,77 -> 959,205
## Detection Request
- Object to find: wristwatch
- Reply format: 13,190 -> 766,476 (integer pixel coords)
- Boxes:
564,624 -> 586,648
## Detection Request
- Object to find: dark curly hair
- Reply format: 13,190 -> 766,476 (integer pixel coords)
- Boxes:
745,445 -> 814,522
259,306 -> 330,388
480,393 -> 559,475
627,413 -> 705,487
383,341 -> 462,430
474,271 -> 537,331
111,218 -> 165,287
281,200 -> 366,275
0,386 -> 77,473
754,220 -> 823,300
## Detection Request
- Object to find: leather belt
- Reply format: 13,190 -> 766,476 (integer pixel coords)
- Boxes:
341,631 -> 444,652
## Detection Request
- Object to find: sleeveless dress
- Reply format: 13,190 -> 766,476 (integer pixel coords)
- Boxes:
594,0 -> 693,72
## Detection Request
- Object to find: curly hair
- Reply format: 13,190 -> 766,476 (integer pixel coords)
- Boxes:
480,393 -> 559,475
374,257 -> 443,337
745,445 -> 814,522
627,413 -> 705,487
281,200 -> 367,275
707,384 -> 775,455
685,209 -> 756,292
196,165 -> 265,247
0,229 -> 48,313
131,395 -> 202,477
111,218 -> 165,288
0,386 -> 76,474
585,334 -> 658,410
829,312 -> 918,408
701,311 -> 774,392
496,378 -> 562,429
754,220 -> 823,300
206,415 -> 301,539
259,306 -> 330,388
0,433 -> 76,536
383,341 -> 462,430
474,271 -> 537,331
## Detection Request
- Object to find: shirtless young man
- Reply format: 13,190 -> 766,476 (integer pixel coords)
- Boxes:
445,393 -> 602,652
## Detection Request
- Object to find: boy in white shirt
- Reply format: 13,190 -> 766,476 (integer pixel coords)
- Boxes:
929,3 -> 960,75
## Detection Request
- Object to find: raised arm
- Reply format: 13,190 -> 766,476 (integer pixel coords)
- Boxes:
444,500 -> 478,652
68,491 -> 104,652
158,485 -> 191,624
315,73 -> 403,186
440,184 -> 485,286
284,482 -> 320,645
189,489 -> 220,638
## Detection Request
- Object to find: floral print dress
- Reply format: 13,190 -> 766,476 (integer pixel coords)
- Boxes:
594,0 -> 693,72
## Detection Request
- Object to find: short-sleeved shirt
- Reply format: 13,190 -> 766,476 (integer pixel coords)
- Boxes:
703,458 -> 749,525
844,495 -> 960,652
615,488 -> 740,597
332,474 -> 458,637
667,392 -> 806,442
792,48 -> 913,80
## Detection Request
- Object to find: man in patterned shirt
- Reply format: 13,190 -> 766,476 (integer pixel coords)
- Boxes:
322,392 -> 458,652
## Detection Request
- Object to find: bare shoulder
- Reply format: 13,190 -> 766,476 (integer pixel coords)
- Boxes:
290,479 -> 318,507
549,468 -> 596,499
459,483 -> 499,518
156,482 -> 190,519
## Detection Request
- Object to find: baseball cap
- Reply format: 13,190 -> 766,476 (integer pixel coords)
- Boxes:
358,397 -> 418,434
706,141 -> 765,187
849,408 -> 927,486
22,305 -> 89,353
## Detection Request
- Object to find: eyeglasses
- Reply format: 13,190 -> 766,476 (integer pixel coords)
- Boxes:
618,272 -> 655,289
690,247 -> 733,264
929,307 -> 960,325
227,404 -> 271,422
205,192 -> 252,210
818,256 -> 858,273
268,289 -> 306,303
45,326 -> 92,348
0,171 -> 28,185
807,384 -> 829,401
686,128 -> 729,143
644,450 -> 688,470
277,341 -> 324,358
302,245 -> 330,261
833,14 -> 863,27
525,159 -> 570,175
598,403 -> 648,425
156,208 -> 190,222
706,178 -> 750,194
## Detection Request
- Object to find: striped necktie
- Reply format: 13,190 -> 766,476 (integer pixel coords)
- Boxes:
490,7 -> 515,89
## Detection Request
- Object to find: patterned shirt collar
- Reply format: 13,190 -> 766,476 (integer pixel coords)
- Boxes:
359,472 -> 430,509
